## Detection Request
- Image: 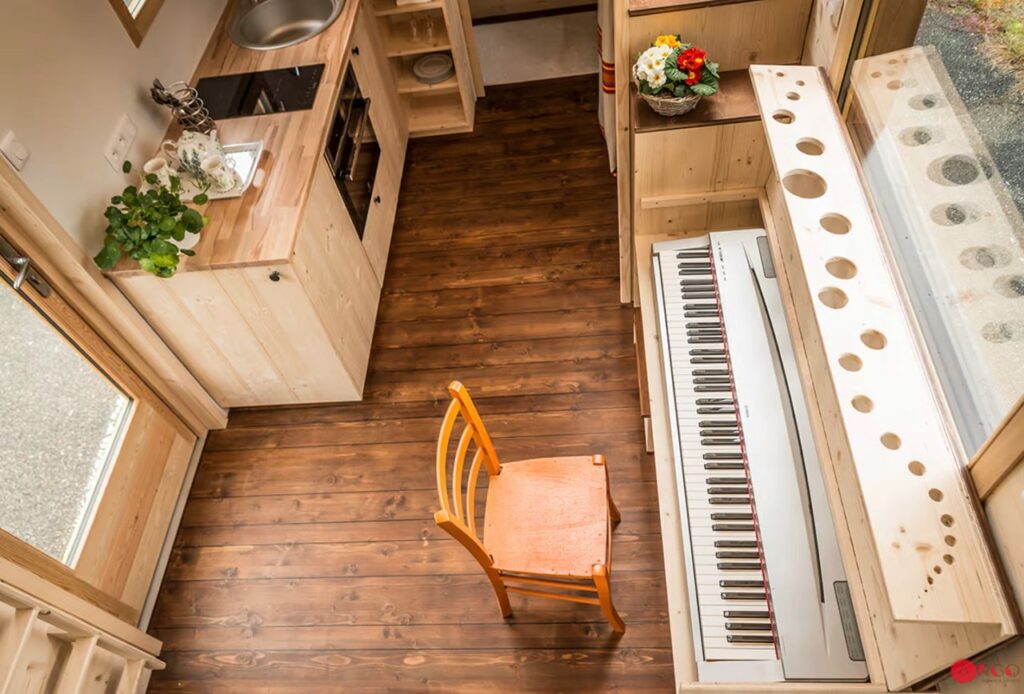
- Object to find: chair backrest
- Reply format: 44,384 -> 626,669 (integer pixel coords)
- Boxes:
435,381 -> 501,555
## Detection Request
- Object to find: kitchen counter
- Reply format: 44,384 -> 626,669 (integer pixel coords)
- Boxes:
110,0 -> 359,275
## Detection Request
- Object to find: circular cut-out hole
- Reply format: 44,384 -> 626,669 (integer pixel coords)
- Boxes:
929,488 -> 944,502
776,71 -> 786,77
959,246 -> 1012,270
870,71 -> 882,78
898,126 -> 943,147
908,461 -> 926,476
943,554 -> 954,565
786,91 -> 801,101
909,93 -> 943,110
941,514 -> 954,527
934,565 -> 942,574
826,257 -> 857,280
887,79 -> 904,90
796,79 -> 806,86
982,320 -> 1024,343
994,275 -> 1024,298
796,138 -> 825,156
929,202 -> 981,226
818,287 -> 848,309
861,330 -> 887,350
927,154 -> 993,187
820,213 -> 851,234
881,433 -> 902,450
851,396 -> 873,413
944,535 -> 956,547
773,110 -> 795,124
839,353 -> 862,372
783,170 -> 827,198
927,575 -> 934,585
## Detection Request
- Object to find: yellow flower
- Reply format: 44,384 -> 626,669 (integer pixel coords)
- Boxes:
654,34 -> 681,49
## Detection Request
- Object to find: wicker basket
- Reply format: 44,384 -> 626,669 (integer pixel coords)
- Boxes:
639,90 -> 702,117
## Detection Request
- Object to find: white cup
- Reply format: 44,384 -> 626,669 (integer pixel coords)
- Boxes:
200,154 -> 236,193
142,157 -> 174,189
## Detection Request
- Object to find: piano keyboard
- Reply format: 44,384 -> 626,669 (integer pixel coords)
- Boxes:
652,231 -> 869,683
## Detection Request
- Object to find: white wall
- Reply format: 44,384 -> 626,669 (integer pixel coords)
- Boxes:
473,11 -> 598,86
0,0 -> 227,253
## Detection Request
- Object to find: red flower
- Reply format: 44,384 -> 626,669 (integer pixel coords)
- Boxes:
684,68 -> 702,85
677,47 -> 708,71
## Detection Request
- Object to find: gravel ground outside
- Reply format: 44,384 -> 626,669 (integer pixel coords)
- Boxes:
918,3 -> 1024,217
0,284 -> 129,562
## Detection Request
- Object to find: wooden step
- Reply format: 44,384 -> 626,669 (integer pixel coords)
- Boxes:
632,69 -> 758,133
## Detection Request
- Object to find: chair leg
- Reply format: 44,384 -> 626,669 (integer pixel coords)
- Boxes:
594,454 -> 622,527
486,568 -> 513,619
593,563 -> 625,634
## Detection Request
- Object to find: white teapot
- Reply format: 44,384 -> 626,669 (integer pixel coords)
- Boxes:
162,129 -> 226,178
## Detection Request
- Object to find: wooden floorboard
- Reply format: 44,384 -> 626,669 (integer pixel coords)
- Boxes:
148,75 -> 672,692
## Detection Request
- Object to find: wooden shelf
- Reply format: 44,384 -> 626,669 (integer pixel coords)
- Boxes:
632,69 -> 760,133
372,0 -> 444,16
394,54 -> 459,94
408,91 -> 467,134
383,14 -> 450,57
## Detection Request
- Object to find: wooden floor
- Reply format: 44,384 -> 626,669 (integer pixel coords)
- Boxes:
148,75 -> 673,692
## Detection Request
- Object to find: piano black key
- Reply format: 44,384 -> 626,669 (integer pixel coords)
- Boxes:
715,540 -> 758,548
703,452 -> 742,459
693,369 -> 728,376
700,429 -> 740,437
722,592 -> 767,601
716,551 -> 761,560
702,438 -> 741,446
726,623 -> 773,631
688,337 -> 723,344
690,357 -> 726,364
686,330 -> 722,337
711,513 -> 752,521
683,303 -> 716,310
680,292 -> 716,300
704,462 -> 744,470
695,385 -> 732,393
686,321 -> 719,328
709,497 -> 750,505
708,487 -> 748,495
694,376 -> 729,383
696,406 -> 734,414
705,478 -> 746,486
713,523 -> 756,532
721,581 -> 764,589
719,563 -> 763,571
726,634 -> 775,644
680,281 -> 714,287
677,261 -> 711,267
723,610 -> 770,619
684,311 -> 719,318
696,398 -> 732,405
676,249 -> 709,258
679,270 -> 712,277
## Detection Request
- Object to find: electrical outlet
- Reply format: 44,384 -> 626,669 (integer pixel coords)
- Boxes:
0,130 -> 29,171
103,114 -> 138,172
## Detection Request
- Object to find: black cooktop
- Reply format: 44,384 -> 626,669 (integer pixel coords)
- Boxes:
195,64 -> 325,120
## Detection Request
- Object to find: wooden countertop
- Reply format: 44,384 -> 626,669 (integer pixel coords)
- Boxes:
632,69 -> 759,134
110,0 -> 359,275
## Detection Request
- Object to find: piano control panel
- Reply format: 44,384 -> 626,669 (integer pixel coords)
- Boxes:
652,230 -> 868,683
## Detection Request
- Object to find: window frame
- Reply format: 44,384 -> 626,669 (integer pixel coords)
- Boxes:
107,0 -> 166,47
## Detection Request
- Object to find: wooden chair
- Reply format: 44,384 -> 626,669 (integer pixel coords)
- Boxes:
434,381 -> 624,633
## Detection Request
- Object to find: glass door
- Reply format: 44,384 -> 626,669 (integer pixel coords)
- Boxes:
0,242 -> 132,566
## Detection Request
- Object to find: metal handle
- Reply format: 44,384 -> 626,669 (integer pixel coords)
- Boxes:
11,257 -> 31,291
345,98 -> 372,182
374,195 -> 381,205
269,271 -> 281,282
351,46 -> 359,55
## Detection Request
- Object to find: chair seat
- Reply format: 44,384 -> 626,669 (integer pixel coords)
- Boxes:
483,456 -> 609,578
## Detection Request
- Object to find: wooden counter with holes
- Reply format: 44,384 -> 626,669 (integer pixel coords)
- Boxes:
105,0 -> 418,407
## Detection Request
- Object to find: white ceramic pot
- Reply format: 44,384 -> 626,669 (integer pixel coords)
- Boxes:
162,130 -> 226,177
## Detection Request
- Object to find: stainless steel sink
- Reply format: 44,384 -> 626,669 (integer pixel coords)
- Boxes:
228,0 -> 343,51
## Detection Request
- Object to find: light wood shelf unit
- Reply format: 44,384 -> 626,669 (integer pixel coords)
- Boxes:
374,0 -> 477,137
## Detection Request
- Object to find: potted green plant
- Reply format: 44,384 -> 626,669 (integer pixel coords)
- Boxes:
93,161 -> 209,278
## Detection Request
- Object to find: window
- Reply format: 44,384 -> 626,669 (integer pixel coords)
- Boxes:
848,1 -> 1024,457
107,0 -> 166,47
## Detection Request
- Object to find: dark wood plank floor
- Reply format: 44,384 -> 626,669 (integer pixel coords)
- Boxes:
148,75 -> 673,692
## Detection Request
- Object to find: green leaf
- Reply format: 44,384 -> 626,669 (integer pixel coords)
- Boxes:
192,192 -> 209,205
181,208 -> 204,233
93,238 -> 122,269
122,160 -> 132,174
180,248 -> 196,256
159,216 -> 176,232
150,239 -> 179,257
673,84 -> 690,98
690,82 -> 717,96
705,60 -> 720,78
145,173 -> 159,185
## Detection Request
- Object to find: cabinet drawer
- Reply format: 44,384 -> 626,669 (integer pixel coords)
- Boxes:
363,148 -> 402,283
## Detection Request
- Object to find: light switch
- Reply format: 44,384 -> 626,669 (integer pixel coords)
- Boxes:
103,114 -> 138,172
0,130 -> 29,171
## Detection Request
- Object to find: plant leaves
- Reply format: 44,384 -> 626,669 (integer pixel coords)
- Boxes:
93,238 -> 123,269
690,82 -> 718,96
181,208 -> 204,233
192,192 -> 209,205
122,160 -> 132,174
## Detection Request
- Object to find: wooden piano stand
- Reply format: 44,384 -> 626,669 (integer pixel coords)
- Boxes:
635,62 -> 1023,693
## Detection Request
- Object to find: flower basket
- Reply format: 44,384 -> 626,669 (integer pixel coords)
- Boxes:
637,89 -> 702,117
634,35 -> 720,118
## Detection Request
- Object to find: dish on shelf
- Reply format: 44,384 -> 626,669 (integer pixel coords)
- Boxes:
413,53 -> 455,84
